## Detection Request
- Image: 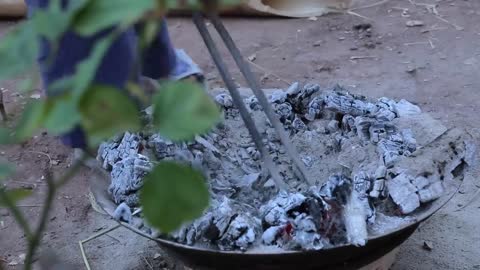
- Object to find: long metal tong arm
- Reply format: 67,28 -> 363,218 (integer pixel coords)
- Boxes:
192,13 -> 288,191
207,14 -> 314,187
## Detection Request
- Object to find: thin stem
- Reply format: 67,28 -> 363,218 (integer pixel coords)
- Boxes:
0,90 -> 8,122
24,174 -> 56,270
0,189 -> 33,239
23,154 -> 86,269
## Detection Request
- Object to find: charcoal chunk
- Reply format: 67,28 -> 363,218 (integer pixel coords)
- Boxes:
369,123 -> 387,143
109,154 -> 152,206
269,90 -> 288,104
305,97 -> 324,121
273,103 -> 294,122
387,173 -> 420,214
324,92 -> 376,116
245,95 -> 260,111
292,117 -> 308,131
219,214 -> 258,250
418,181 -> 444,203
327,120 -> 340,133
215,93 -> 234,108
149,134 -> 176,159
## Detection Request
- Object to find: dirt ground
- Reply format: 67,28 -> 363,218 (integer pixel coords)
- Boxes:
1,0 -> 480,269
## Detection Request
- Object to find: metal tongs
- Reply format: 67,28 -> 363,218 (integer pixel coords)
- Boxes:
193,13 -> 314,190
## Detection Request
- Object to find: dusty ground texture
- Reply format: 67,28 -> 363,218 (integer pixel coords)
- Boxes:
1,0 -> 480,269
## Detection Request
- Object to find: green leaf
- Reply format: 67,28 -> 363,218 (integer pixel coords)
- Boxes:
0,128 -> 16,145
140,162 -> 210,233
30,0 -> 89,42
0,22 -> 37,82
79,85 -> 141,146
73,0 -> 155,36
0,163 -> 14,181
152,81 -> 221,141
126,82 -> 149,106
15,101 -> 48,141
0,188 -> 33,206
138,21 -> 159,51
18,72 -> 40,93
44,95 -> 81,135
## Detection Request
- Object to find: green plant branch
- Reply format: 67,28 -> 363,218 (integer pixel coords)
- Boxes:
23,153 -> 86,270
0,189 -> 33,239
24,173 -> 56,270
0,2 -> 235,269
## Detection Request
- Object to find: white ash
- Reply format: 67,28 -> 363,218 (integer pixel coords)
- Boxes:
323,91 -> 377,117
108,154 -> 152,207
218,213 -> 258,250
395,99 -> 421,117
244,95 -> 260,111
369,213 -> 413,236
273,103 -> 294,123
418,181 -> 445,203
327,120 -> 340,133
344,190 -> 368,246
98,132 -> 143,170
292,117 -> 308,131
259,178 -> 353,250
370,179 -> 386,199
386,173 -> 420,214
377,132 -> 417,167
286,82 -> 300,96
413,176 -> 430,190
171,197 -> 261,251
305,97 -> 324,121
268,90 -> 288,104
97,82 -> 470,252
147,134 -> 176,160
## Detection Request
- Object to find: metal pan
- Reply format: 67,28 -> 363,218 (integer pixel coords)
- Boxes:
89,166 -> 462,270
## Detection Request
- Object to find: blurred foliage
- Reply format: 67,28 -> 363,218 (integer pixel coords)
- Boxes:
0,0 -> 241,267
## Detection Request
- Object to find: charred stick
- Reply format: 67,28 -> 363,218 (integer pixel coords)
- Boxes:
193,13 -> 288,191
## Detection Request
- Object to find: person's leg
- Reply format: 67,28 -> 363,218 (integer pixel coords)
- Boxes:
39,30 -> 138,149
27,1 -> 138,149
138,20 -> 177,80
138,20 -> 204,83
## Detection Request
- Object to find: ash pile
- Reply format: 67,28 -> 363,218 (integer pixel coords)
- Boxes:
98,83 -> 474,252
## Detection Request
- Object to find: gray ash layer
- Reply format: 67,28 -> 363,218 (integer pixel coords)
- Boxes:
98,83 -> 471,252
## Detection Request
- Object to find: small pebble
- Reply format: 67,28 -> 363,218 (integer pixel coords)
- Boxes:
327,120 -> 340,133
422,241 -> 433,251
406,66 -> 417,74
20,184 -> 35,190
313,40 -> 323,47
263,179 -> 276,188
50,160 -> 60,166
406,20 -> 424,27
